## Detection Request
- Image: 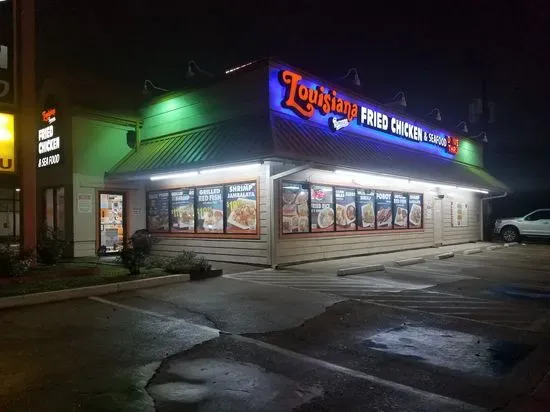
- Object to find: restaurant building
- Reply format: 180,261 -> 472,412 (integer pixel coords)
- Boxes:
37,60 -> 507,266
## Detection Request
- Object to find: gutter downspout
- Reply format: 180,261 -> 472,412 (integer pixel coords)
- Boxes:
269,163 -> 312,269
480,191 -> 508,241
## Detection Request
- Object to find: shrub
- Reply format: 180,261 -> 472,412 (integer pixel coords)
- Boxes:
37,226 -> 67,265
117,229 -> 159,276
164,250 -> 211,274
0,246 -> 35,277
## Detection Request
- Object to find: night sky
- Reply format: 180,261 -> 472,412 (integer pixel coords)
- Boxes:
35,1 -> 550,192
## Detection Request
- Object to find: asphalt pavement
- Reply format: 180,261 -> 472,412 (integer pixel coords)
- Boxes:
1,243 -> 550,411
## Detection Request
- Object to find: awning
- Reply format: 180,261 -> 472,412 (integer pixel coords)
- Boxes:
271,114 -> 508,192
108,116 -> 273,178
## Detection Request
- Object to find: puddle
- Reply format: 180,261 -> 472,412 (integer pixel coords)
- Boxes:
364,326 -> 534,377
148,358 -> 323,411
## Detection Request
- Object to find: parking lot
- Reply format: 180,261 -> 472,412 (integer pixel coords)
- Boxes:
2,243 -> 550,411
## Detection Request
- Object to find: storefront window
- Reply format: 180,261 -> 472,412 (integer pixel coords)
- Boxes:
45,188 -> 54,228
226,182 -> 257,234
44,187 -> 64,234
310,185 -> 334,232
281,182 -> 309,234
147,191 -> 170,232
375,191 -> 393,230
357,189 -> 376,230
393,193 -> 409,229
409,194 -> 423,228
196,185 -> 224,233
55,187 -> 65,234
170,189 -> 195,233
335,187 -> 357,231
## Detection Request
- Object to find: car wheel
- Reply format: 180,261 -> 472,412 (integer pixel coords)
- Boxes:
501,226 -> 519,243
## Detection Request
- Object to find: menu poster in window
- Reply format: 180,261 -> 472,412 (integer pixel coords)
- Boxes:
196,186 -> 224,233
311,185 -> 335,232
393,193 -> 409,228
409,194 -> 423,228
171,189 -> 195,233
375,191 -> 393,229
335,188 -> 356,231
451,202 -> 469,227
226,182 -> 257,233
147,192 -> 169,232
357,189 -> 376,230
281,182 -> 309,233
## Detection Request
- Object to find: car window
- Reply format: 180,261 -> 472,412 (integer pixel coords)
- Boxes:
526,211 -> 550,221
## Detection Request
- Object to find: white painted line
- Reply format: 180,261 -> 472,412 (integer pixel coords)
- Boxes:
90,296 -> 482,410
89,296 -> 220,334
360,299 -> 535,331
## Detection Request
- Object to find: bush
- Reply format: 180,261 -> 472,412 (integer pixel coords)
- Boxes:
37,226 -> 67,265
117,229 -> 159,276
164,250 -> 211,274
0,246 -> 35,277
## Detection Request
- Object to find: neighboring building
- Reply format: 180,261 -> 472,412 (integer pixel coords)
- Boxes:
37,60 -> 507,265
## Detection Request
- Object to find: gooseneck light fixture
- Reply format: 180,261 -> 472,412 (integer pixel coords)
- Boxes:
186,60 -> 215,79
388,92 -> 407,108
471,132 -> 489,143
339,68 -> 361,86
427,108 -> 442,121
456,121 -> 469,134
143,80 -> 168,94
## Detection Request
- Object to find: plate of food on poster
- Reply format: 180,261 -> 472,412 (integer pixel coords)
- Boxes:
281,183 -> 310,233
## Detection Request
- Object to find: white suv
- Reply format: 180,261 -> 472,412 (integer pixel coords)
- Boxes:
494,209 -> 550,242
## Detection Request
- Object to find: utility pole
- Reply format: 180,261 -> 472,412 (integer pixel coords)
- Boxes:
18,0 -> 37,252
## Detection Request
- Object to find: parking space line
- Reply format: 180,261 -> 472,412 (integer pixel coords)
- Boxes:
360,299 -> 540,332
89,295 -> 482,411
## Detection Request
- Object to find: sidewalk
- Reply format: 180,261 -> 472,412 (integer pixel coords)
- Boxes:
287,242 -> 494,274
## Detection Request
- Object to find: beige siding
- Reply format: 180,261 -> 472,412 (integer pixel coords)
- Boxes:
150,166 -> 270,265
442,192 -> 481,245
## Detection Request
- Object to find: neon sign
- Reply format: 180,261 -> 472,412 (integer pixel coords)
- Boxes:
274,68 -> 459,156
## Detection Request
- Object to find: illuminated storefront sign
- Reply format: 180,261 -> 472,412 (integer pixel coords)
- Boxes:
37,108 -> 62,168
0,112 -> 15,172
272,68 -> 459,157
0,1 -> 15,106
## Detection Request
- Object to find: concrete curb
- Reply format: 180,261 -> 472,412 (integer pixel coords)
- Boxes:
437,252 -> 455,260
487,245 -> 503,251
395,257 -> 425,266
337,264 -> 385,276
463,248 -> 482,255
0,274 -> 190,310
504,242 -> 519,248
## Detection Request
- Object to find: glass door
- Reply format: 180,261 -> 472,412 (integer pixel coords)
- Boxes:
99,192 -> 125,254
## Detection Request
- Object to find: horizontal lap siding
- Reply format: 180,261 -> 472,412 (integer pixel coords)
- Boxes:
151,172 -> 270,265
442,194 -> 480,244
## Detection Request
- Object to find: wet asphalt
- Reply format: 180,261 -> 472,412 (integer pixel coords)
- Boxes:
1,244 -> 550,411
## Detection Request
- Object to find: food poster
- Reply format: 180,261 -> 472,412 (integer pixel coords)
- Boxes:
393,193 -> 409,228
311,185 -> 335,232
171,189 -> 195,232
281,182 -> 309,233
409,194 -> 423,228
357,189 -> 376,230
226,182 -> 257,233
147,191 -> 169,232
335,187 -> 357,231
375,191 -> 393,229
451,202 -> 469,227
196,186 -> 224,233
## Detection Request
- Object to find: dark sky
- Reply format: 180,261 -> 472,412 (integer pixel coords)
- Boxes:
35,0 -> 550,191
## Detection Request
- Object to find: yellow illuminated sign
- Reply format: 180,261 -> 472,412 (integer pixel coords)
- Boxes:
0,113 -> 15,172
